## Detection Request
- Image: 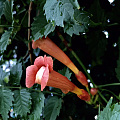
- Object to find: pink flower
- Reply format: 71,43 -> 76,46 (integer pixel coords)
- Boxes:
26,55 -> 53,91
26,55 -> 90,101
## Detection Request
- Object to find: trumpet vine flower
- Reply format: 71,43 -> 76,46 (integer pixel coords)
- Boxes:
32,37 -> 88,87
26,55 -> 90,101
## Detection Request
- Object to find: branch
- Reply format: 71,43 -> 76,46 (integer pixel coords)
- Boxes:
28,1 -> 33,64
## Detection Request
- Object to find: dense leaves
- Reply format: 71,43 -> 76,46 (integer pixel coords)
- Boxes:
0,0 -> 120,120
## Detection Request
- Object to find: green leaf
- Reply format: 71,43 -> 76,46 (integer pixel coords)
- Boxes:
69,0 -> 80,9
64,10 -> 90,36
0,87 -> 14,120
0,31 -> 11,52
29,92 -> 45,120
58,67 -> 72,81
9,63 -> 22,85
0,66 -> 8,85
13,89 -> 32,117
43,96 -> 62,120
4,0 -> 13,23
0,0 -> 6,18
98,97 -> 120,120
44,0 -> 74,27
31,13 -> 55,41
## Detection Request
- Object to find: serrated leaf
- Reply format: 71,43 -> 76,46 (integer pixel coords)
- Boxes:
0,31 -> 11,52
4,0 -> 13,23
29,92 -> 45,120
97,97 -> 120,120
58,67 -> 72,81
13,89 -> 31,117
44,0 -> 74,27
31,13 -> 55,41
64,9 -> 90,36
43,96 -> 62,120
9,63 -> 22,85
0,87 -> 14,120
69,0 -> 80,9
0,0 -> 6,18
0,66 -> 8,84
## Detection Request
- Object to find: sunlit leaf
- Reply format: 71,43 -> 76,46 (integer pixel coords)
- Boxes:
98,97 -> 120,120
64,9 -> 90,36
44,0 -> 74,27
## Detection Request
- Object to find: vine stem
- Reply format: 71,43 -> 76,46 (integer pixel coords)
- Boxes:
28,1 -> 33,64
5,86 -> 62,96
98,83 -> 120,88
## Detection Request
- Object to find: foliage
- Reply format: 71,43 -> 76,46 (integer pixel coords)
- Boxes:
97,97 -> 120,120
0,0 -> 120,120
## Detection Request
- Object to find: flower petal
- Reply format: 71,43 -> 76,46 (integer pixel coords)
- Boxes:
26,65 -> 38,88
44,55 -> 53,72
34,56 -> 44,69
35,66 -> 46,84
41,65 -> 49,91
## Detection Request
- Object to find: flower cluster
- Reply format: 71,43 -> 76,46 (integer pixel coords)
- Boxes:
26,37 -> 91,101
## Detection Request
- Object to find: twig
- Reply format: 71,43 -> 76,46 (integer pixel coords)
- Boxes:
28,1 -> 33,64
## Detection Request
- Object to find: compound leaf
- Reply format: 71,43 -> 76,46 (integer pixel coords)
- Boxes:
64,9 -> 90,36
13,89 -> 32,117
44,0 -> 74,27
0,87 -> 14,120
98,97 -> 120,120
43,96 -> 62,120
29,92 -> 45,120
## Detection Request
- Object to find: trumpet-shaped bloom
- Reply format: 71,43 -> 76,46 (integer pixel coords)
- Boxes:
32,37 -> 88,87
26,55 -> 90,101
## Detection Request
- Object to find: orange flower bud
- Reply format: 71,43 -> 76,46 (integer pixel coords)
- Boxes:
90,88 -> 98,96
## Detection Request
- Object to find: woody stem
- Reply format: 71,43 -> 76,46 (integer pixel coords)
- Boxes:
28,1 -> 33,64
